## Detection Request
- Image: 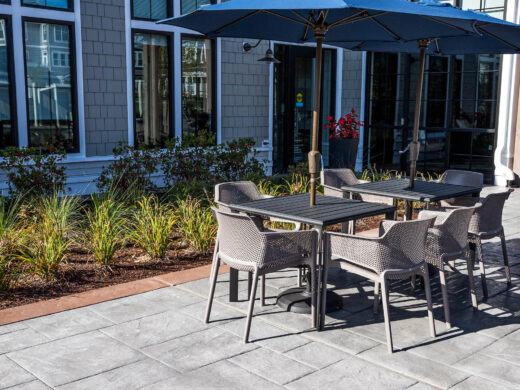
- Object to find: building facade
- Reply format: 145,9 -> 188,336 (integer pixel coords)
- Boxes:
0,0 -> 518,194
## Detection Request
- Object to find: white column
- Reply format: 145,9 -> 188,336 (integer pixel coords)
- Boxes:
355,51 -> 367,172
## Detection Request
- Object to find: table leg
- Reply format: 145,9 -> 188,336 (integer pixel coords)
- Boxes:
405,200 -> 413,220
229,268 -> 239,302
347,192 -> 355,233
425,201 -> 430,210
385,211 -> 396,221
316,227 -> 324,330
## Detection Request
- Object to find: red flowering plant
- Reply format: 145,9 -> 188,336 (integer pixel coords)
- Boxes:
324,108 -> 363,139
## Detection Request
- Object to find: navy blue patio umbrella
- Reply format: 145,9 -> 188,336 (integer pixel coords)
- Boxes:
159,0 -> 520,204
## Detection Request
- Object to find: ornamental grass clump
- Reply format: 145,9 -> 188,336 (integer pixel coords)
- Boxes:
19,194 -> 80,281
128,195 -> 176,260
0,197 -> 25,290
176,197 -> 217,254
84,194 -> 128,268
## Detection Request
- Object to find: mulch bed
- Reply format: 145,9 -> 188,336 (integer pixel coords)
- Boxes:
0,240 -> 213,311
0,212 -> 411,311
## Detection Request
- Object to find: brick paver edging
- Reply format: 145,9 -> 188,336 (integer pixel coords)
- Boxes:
0,264 -> 229,326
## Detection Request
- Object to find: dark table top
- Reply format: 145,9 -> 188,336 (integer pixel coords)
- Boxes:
341,179 -> 481,203
229,193 -> 396,227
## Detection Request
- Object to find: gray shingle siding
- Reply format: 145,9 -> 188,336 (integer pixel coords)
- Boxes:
220,38 -> 270,147
81,0 -> 128,157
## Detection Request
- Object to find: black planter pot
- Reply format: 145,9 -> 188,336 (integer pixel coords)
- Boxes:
329,138 -> 359,169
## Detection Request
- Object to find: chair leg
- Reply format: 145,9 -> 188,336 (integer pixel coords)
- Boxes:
448,260 -> 456,270
466,249 -> 478,311
475,238 -> 488,298
381,277 -> 393,354
205,258 -> 220,324
298,267 -> 303,288
439,268 -> 451,329
260,275 -> 266,306
410,275 -> 416,293
373,281 -> 380,314
423,267 -> 436,338
244,270 -> 259,343
500,230 -> 511,285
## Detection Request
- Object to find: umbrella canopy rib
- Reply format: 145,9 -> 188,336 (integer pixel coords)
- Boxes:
476,26 -> 520,51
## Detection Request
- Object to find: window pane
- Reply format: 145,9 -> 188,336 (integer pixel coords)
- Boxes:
132,0 -> 168,20
134,33 -> 170,147
182,0 -> 213,15
0,19 -> 14,148
23,0 -> 70,9
182,36 -> 213,139
24,22 -> 76,151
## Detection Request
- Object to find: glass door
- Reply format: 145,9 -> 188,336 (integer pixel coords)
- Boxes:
273,45 -> 336,172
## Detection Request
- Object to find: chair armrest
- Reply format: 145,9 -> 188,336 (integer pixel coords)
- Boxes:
325,231 -> 386,271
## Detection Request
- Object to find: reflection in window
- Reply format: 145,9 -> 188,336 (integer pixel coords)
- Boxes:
181,36 -> 213,138
132,0 -> 168,20
461,0 -> 505,19
0,19 -> 14,149
24,22 -> 76,151
133,32 -> 170,146
181,0 -> 214,15
23,0 -> 70,9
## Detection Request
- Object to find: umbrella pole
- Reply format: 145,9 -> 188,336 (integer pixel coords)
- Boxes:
409,40 -> 430,189
309,32 -> 325,206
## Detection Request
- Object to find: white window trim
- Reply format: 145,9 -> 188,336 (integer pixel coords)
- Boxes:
125,0 -> 222,147
0,0 -> 86,161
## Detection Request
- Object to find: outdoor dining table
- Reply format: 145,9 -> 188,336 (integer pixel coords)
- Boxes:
228,193 -> 396,329
341,179 -> 481,220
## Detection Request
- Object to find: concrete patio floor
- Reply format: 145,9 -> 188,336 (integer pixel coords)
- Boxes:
1,189 -> 520,390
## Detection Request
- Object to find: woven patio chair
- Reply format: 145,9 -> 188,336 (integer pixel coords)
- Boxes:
418,207 -> 477,329
437,170 -> 483,208
322,218 -> 436,353
467,189 -> 513,298
207,208 -> 318,343
214,181 -> 304,304
321,169 -> 394,232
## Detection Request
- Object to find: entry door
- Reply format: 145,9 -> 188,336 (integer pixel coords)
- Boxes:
273,45 -> 336,172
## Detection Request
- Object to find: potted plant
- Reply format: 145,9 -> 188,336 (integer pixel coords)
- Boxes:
325,108 -> 363,169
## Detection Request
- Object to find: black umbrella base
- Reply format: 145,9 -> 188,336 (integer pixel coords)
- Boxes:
276,287 -> 343,314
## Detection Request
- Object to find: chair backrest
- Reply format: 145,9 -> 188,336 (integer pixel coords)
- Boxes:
440,170 -> 484,189
379,218 -> 434,271
321,168 -> 359,189
434,207 -> 475,253
469,189 -> 513,236
212,207 -> 263,265
215,181 -> 263,206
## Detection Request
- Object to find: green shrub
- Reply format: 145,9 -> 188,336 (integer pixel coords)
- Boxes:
0,146 -> 66,197
282,172 -> 311,195
128,195 -> 176,260
176,197 -> 217,254
0,197 -> 25,290
84,194 -> 128,267
18,193 -> 80,281
97,143 -> 159,193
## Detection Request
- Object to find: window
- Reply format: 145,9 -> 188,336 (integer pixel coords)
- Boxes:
54,25 -> 69,43
133,32 -> 171,147
461,0 -> 505,19
52,51 -> 69,67
0,18 -> 16,149
181,0 -> 215,15
132,0 -> 169,20
181,36 -> 214,139
24,21 -> 77,151
22,0 -> 71,10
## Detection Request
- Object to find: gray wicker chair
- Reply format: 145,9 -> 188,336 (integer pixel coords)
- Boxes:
321,168 -> 394,205
418,207 -> 477,328
207,208 -> 318,343
214,181 -> 303,304
438,170 -> 483,208
321,169 -> 394,232
322,218 -> 436,353
467,189 -> 513,298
